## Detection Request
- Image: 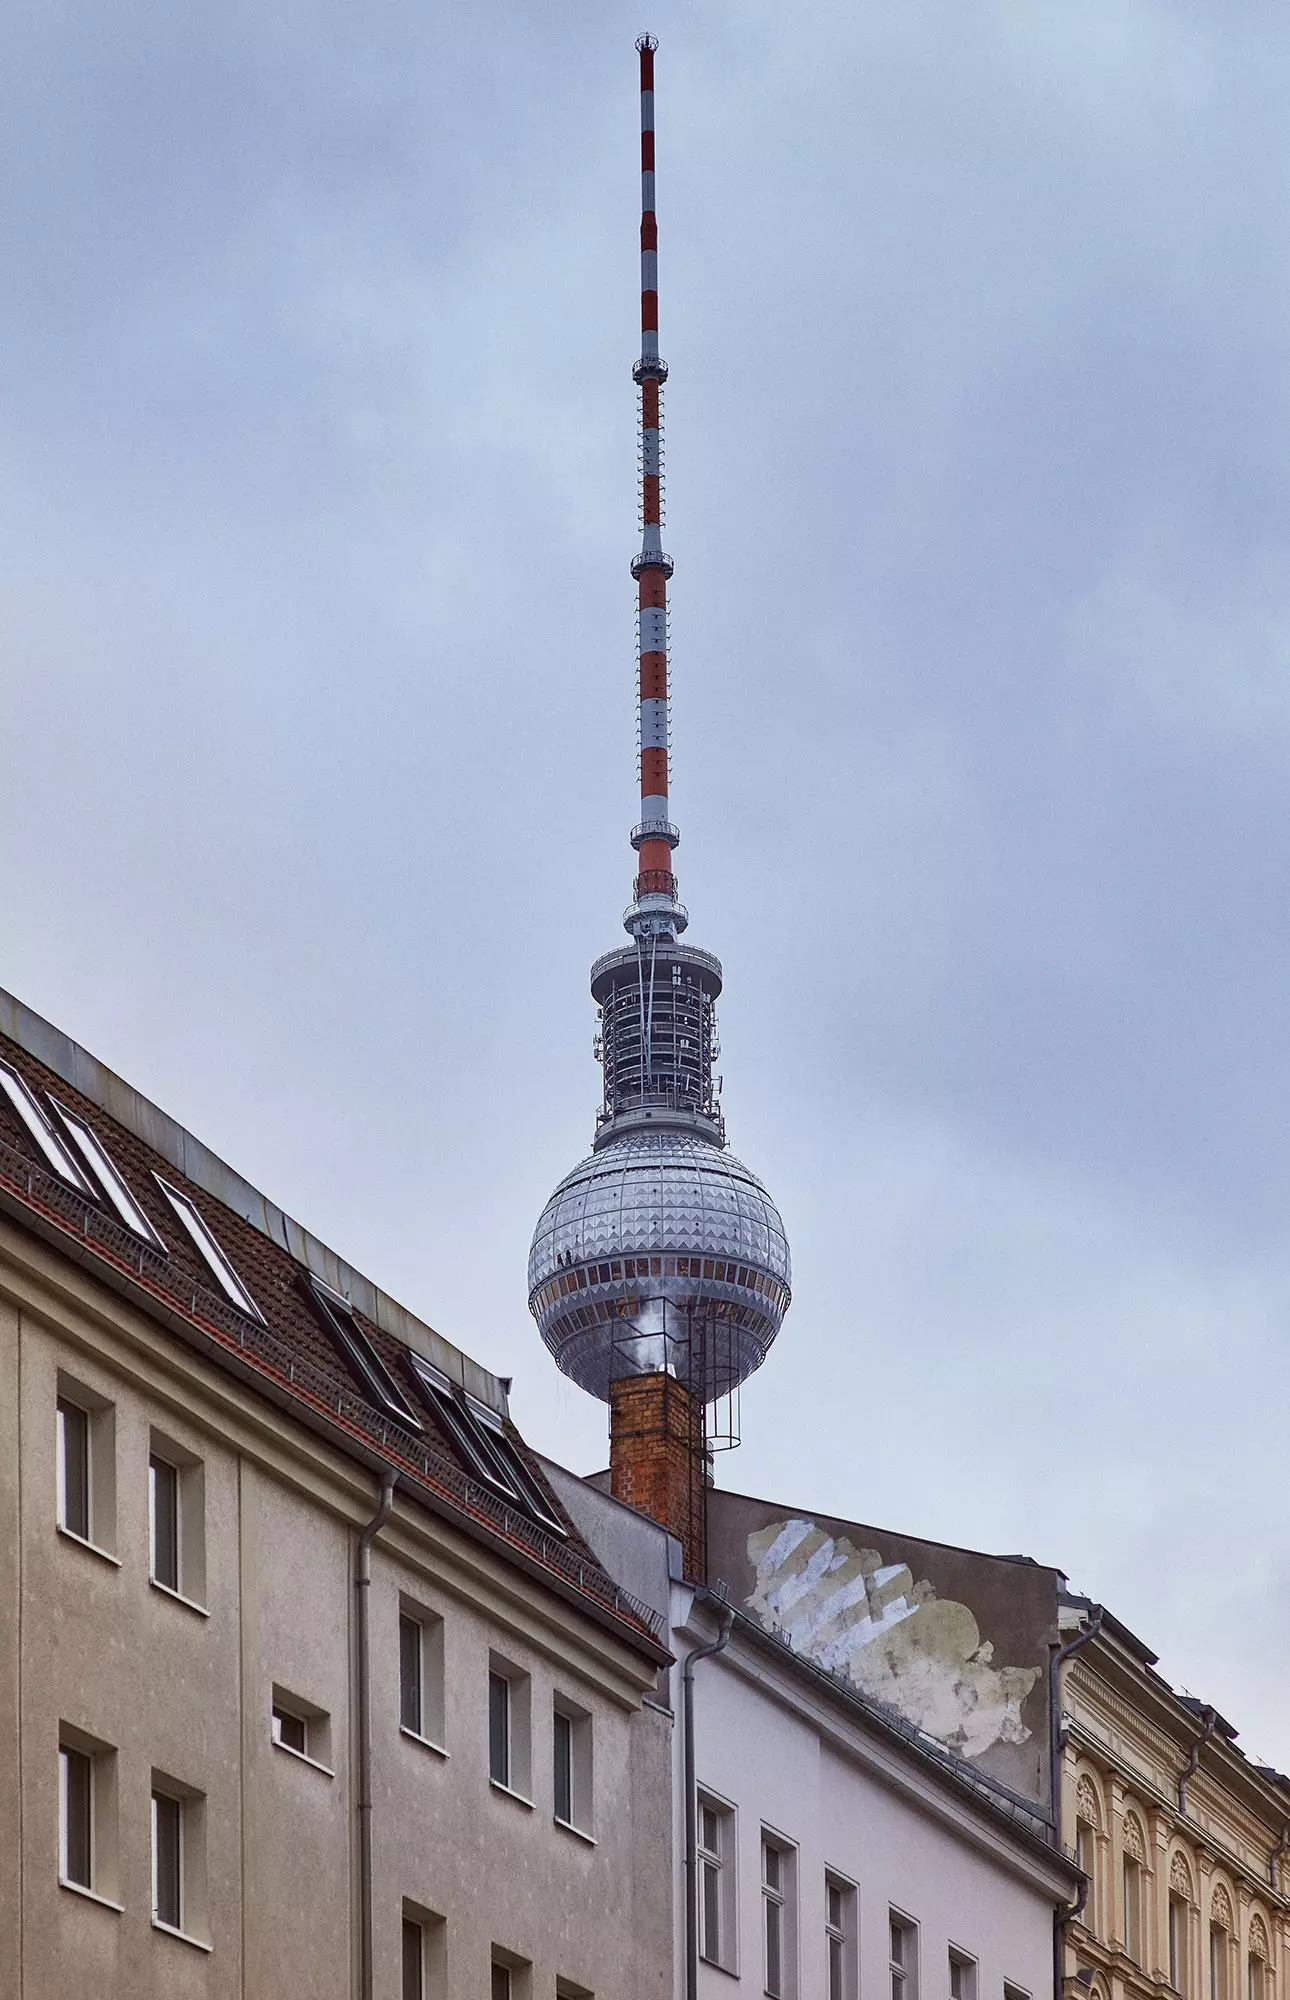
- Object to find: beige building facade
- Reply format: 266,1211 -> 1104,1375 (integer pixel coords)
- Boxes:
0,987 -> 673,1999
1058,1603 -> 1290,2000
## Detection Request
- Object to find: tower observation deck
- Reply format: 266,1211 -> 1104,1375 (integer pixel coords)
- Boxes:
527,38 -> 791,1524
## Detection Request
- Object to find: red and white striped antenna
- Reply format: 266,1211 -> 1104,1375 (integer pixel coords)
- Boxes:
628,32 -> 685,940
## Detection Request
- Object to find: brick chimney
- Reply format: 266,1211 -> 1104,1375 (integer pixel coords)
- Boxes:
609,1371 -> 706,1580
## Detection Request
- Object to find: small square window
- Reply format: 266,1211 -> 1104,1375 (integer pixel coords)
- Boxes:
271,1688 -> 331,1770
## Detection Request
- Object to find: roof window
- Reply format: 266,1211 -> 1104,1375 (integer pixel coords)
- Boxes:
0,1061 -> 94,1194
154,1176 -> 265,1323
303,1277 -> 423,1431
49,1099 -> 165,1249
408,1356 -> 566,1537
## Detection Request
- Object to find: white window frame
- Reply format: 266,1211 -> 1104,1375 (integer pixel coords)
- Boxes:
304,1276 -> 422,1428
697,1791 -> 737,1973
48,1097 -> 165,1246
58,1726 -> 120,1908
399,1599 -> 446,1751
891,1910 -> 920,2000
761,1828 -> 797,2000
0,1060 -> 93,1191
949,1946 -> 978,2000
552,1695 -> 593,1836
154,1175 -> 265,1322
825,1871 -> 858,2000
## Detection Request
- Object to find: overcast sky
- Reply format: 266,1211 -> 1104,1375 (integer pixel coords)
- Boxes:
7,0 -> 1290,1762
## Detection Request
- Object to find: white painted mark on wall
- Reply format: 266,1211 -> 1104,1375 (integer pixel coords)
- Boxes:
746,1520 -> 1040,1760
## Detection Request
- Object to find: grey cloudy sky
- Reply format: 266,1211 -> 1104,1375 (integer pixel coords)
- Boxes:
7,0 -> 1290,1757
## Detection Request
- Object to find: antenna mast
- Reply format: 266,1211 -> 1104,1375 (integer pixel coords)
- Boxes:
629,32 -> 684,941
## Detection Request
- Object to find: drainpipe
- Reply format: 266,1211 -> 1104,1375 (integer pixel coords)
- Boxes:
356,1469 -> 396,2000
1269,1824 -> 1290,1893
683,1594 -> 734,2000
1179,1706 -> 1217,1815
1050,1606 -> 1104,2000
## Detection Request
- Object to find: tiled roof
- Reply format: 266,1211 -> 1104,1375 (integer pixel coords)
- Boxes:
0,1012 -> 667,1661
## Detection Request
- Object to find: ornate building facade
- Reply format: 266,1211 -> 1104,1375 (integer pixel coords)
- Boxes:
1059,1600 -> 1290,2000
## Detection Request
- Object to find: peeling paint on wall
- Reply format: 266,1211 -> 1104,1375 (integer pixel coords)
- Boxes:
747,1519 -> 1041,1761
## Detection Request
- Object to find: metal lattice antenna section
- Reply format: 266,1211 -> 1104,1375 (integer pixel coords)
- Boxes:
628,31 -> 685,942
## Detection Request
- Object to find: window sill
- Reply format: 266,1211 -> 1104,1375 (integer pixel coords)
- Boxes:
554,1816 -> 597,1848
59,1877 -> 124,1914
400,1727 -> 449,1760
56,1526 -> 120,1568
149,1577 -> 209,1618
698,1955 -> 739,1981
152,1918 -> 213,1954
272,1738 -> 334,1778
490,1779 -> 534,1810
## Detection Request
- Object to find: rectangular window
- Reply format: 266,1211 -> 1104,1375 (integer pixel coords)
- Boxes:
0,1060 -> 93,1191
949,1950 -> 977,2000
1124,1859 -> 1143,1962
152,1790 -> 183,1930
552,1698 -> 592,1833
403,1916 -> 424,2000
826,1874 -> 857,2000
55,1381 -> 115,1555
401,1613 -> 423,1735
1212,1932 -> 1229,2000
60,1745 -> 93,1887
489,1671 -> 510,1787
57,1398 -> 90,1540
303,1277 -> 422,1428
50,1099 -> 165,1246
402,1900 -> 445,2000
698,1795 -> 737,1972
150,1455 -> 180,1592
154,1175 -> 265,1321
1250,1960 -> 1267,2000
492,1967 -> 512,2000
891,1912 -> 919,2000
407,1355 -> 565,1536
762,1833 -> 797,1999
1170,1897 -> 1188,1995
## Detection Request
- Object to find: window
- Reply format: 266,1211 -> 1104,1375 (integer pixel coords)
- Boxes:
491,1954 -> 530,2000
698,1794 -> 737,1972
826,1874 -> 857,2000
150,1775 -> 207,1942
303,1277 -> 422,1428
148,1433 -> 205,1605
762,1832 -> 797,1999
492,1966 -> 512,2000
488,1656 -> 531,1797
490,1671 -> 510,1787
401,1901 -> 445,2000
891,1913 -> 919,2000
59,1728 -> 119,1903
56,1382 -> 115,1554
271,1688 -> 331,1770
553,1698 -> 592,1834
60,1745 -> 92,1887
1171,1895 -> 1189,1995
152,1790 -> 183,1929
48,1099 -> 165,1246
0,1060 -> 93,1191
407,1355 -> 565,1536
1124,1857 -> 1143,1962
1076,1824 -> 1096,1919
949,1950 -> 977,2000
154,1176 -> 265,1322
399,1604 -> 445,1747
1250,1954 -> 1268,2000
403,1917 -> 424,2000
1213,1930 -> 1230,2000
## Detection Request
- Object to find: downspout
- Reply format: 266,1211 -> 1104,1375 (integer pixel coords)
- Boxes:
1269,1824 -> 1290,1893
1179,1705 -> 1217,1815
1050,1606 -> 1104,2000
683,1594 -> 734,2000
357,1469 -> 396,2000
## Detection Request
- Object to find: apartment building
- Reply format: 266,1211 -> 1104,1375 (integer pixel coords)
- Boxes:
1058,1599 -> 1290,2000
0,986 -> 674,1999
543,1462 -> 1081,2000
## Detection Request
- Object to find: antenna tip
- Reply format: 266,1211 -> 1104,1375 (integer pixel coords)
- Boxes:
636,32 -> 658,53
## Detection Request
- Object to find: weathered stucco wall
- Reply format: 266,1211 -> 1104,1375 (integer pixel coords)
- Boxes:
706,1489 -> 1061,1806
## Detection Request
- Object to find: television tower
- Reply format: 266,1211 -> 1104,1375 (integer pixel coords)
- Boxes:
528,35 -> 791,1577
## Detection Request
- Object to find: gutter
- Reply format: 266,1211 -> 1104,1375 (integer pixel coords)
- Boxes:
1179,1705 -> 1218,1815
357,1468 -> 396,2000
682,1591 -> 734,2000
1050,1606 -> 1103,2000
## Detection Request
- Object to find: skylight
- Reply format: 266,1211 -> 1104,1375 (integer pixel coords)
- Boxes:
303,1277 -> 423,1431
49,1099 -> 165,1249
408,1355 -> 566,1537
0,1061 -> 94,1194
154,1176 -> 265,1323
